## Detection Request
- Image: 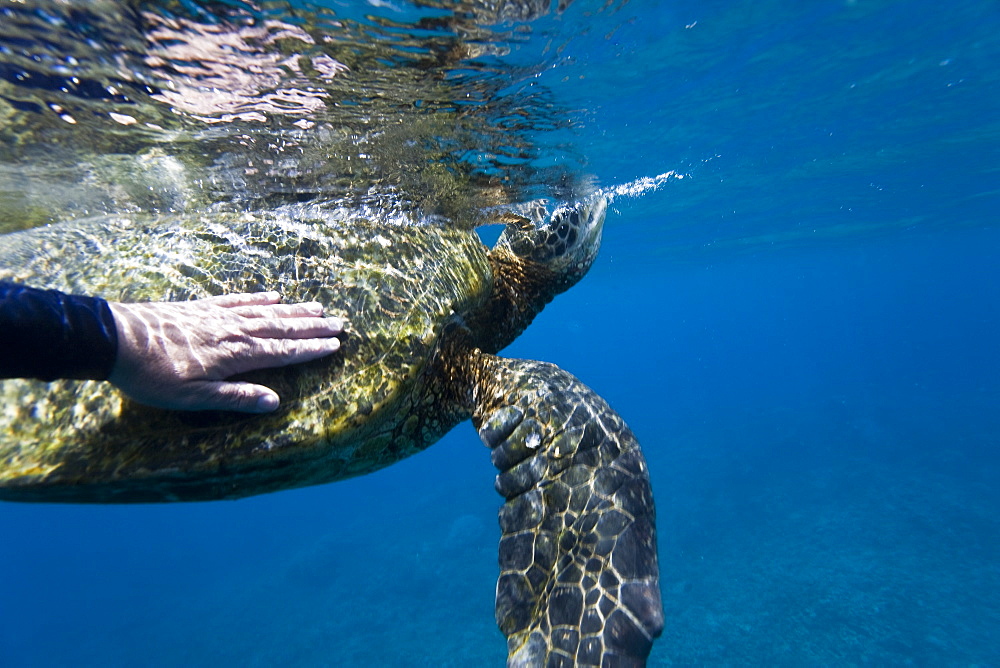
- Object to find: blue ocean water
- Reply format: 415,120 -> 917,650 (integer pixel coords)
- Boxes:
1,0 -> 998,665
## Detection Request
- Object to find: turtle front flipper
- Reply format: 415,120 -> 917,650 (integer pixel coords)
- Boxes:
468,353 -> 663,666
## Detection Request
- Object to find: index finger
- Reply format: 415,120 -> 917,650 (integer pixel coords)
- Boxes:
200,292 -> 283,308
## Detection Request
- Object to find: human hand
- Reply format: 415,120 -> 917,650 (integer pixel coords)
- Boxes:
108,292 -> 344,413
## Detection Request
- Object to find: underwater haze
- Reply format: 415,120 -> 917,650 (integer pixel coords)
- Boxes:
1,0 -> 999,665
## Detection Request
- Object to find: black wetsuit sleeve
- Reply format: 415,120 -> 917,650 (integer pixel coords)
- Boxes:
0,281 -> 119,381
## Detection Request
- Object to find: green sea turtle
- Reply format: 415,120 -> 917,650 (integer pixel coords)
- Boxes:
0,198 -> 663,665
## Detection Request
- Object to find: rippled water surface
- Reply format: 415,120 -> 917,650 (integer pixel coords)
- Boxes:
1,0 -> 620,229
1,0 -> 998,665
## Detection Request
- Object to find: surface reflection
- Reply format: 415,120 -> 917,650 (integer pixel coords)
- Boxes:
0,0 -> 589,232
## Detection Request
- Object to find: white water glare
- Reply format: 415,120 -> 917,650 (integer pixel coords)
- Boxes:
600,171 -> 685,206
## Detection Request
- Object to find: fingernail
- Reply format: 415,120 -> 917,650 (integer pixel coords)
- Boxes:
256,394 -> 279,412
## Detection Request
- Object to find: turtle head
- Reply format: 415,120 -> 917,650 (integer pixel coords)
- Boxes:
495,195 -> 608,292
470,196 -> 608,353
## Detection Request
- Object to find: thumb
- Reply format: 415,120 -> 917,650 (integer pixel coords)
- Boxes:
178,381 -> 282,413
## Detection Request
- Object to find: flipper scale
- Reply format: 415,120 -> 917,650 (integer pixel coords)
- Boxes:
470,354 -> 663,667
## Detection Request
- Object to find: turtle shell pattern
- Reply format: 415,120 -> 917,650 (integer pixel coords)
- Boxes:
0,210 -> 490,502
